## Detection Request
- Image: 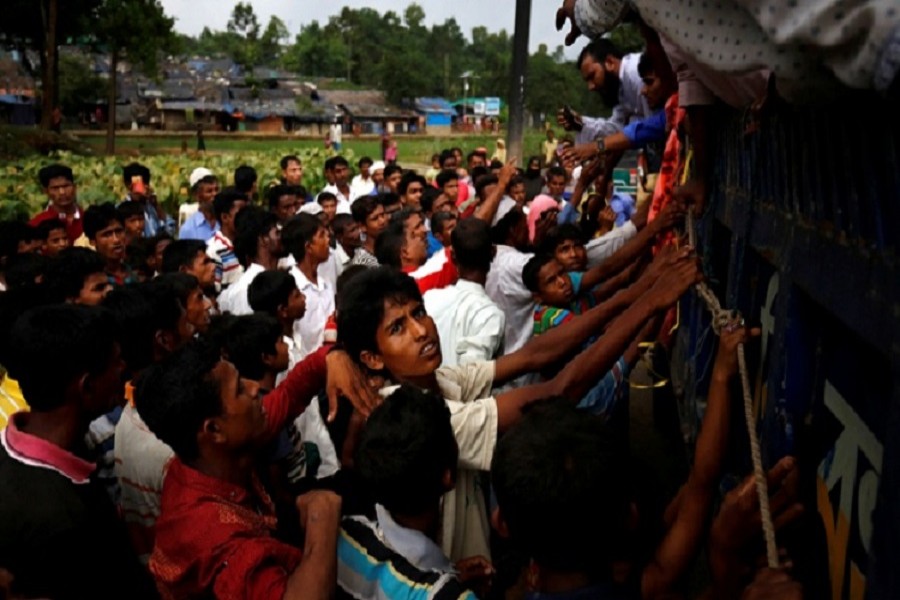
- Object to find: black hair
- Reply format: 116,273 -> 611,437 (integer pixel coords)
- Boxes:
331,213 -> 355,236
44,247 -> 105,302
122,162 -> 151,185
492,400 -> 629,572
36,218 -> 67,240
337,267 -> 422,365
439,150 -> 455,167
546,166 -> 568,182
377,192 -> 401,210
6,304 -> 117,412
135,340 -> 223,461
116,201 -> 145,222
222,314 -> 281,381
358,156 -> 373,169
83,202 -> 122,240
522,254 -> 557,294
149,231 -> 174,252
281,213 -> 322,263
383,164 -> 403,180
102,281 -> 183,374
637,52 -> 655,78
38,163 -> 74,187
5,253 -> 49,290
491,206 -> 526,245
161,239 -> 207,273
474,174 -> 499,198
436,169 -> 459,189
389,207 -> 420,228
466,150 -> 481,163
280,155 -> 301,170
323,156 -> 336,172
351,195 -> 381,224
248,270 -> 297,316
233,165 -> 258,194
398,173 -> 426,196
154,272 -> 201,314
336,264 -> 367,299
538,224 -> 587,256
431,211 -> 457,238
420,188 -> 442,214
212,187 -> 248,220
373,220 -> 405,268
506,175 -> 525,193
577,38 -> 623,69
451,218 -> 491,272
317,191 -> 338,206
0,221 -> 36,262
470,166 -> 490,185
490,159 -> 504,170
332,156 -> 349,169
267,184 -> 303,210
356,384 -> 457,516
233,206 -> 277,267
0,285 -> 50,368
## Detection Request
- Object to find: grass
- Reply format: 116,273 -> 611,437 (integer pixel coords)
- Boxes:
74,131 -> 551,166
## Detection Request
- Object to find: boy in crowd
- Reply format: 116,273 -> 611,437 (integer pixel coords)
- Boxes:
332,213 -> 360,270
398,172 -> 426,210
36,218 -> 70,257
539,223 -> 589,272
117,200 -> 146,245
0,305 -> 155,599
349,195 -> 388,267
162,239 -> 217,292
178,167 -> 219,240
156,273 -> 213,336
107,282 -> 196,563
30,163 -> 83,243
435,169 -> 460,209
223,314 -> 289,392
350,156 -> 375,199
283,213 -> 335,360
337,260 -> 696,561
84,202 -> 136,287
317,191 -> 338,227
424,218 -> 505,366
383,164 -> 404,195
248,269 -> 307,379
375,211 -> 458,294
544,166 -> 568,202
218,207 -> 282,316
268,184 -> 302,225
321,156 -> 352,212
338,385 -> 480,599
136,336 -> 374,599
379,191 -> 403,217
44,247 -> 111,305
145,232 -> 173,279
122,162 -> 173,237
205,188 -> 248,290
281,154 -> 304,187
431,211 -> 457,248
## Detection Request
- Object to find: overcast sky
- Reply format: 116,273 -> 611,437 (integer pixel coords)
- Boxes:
158,0 -> 581,60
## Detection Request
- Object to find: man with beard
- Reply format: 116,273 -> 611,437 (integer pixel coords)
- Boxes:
558,39 -> 651,146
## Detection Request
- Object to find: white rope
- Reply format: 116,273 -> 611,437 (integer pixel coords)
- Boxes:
685,210 -> 779,568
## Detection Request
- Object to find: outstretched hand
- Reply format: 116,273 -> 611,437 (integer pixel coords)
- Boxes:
555,0 -> 582,46
713,322 -> 761,379
325,350 -> 381,422
647,249 -> 701,309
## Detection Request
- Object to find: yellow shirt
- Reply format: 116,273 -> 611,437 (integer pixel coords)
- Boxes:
0,374 -> 28,429
542,139 -> 558,165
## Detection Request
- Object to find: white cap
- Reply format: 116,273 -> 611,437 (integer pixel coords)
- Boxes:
299,201 -> 323,215
189,167 -> 214,188
370,160 -> 386,173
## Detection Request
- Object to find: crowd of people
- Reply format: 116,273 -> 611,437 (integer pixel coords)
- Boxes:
2,0 -> 888,595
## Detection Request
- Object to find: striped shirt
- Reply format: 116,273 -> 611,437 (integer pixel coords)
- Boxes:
205,231 -> 243,289
338,507 -> 477,600
532,272 -> 596,337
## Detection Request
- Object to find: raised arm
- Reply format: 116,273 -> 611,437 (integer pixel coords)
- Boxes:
473,160 -> 517,224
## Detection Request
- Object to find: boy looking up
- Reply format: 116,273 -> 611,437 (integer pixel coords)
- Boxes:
223,314 -> 290,392
539,223 -> 588,272
249,269 -> 307,378
0,305 -> 154,599
205,188 -> 248,290
30,163 -> 83,243
218,207 -> 282,316
337,261 -> 697,561
338,385 -> 480,599
84,202 -> 136,287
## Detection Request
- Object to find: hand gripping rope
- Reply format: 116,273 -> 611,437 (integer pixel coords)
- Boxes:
686,209 -> 779,569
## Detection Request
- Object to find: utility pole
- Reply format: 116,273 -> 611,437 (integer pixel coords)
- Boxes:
507,0 -> 531,167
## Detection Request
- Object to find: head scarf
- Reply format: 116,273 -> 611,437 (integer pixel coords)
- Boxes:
527,194 -> 560,242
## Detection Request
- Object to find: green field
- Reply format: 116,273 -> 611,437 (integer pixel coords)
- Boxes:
74,131 -> 551,166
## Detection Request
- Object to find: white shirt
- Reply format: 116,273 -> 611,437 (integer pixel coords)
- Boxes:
424,280 -> 506,367
290,265 -> 335,361
486,245 -> 534,356
279,249 -> 340,291
275,335 -> 304,387
350,175 -> 375,201
576,53 -> 652,144
217,263 -> 265,316
586,220 -> 637,268
320,184 -> 352,215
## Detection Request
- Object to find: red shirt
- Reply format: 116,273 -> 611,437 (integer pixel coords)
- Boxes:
403,246 -> 458,295
150,346 -> 328,599
29,205 -> 83,243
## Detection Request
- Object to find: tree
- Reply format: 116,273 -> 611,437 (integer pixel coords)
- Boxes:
227,2 -> 260,70
403,3 -> 426,29
282,21 -> 349,77
259,16 -> 288,66
57,53 -> 104,118
85,0 -> 175,154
